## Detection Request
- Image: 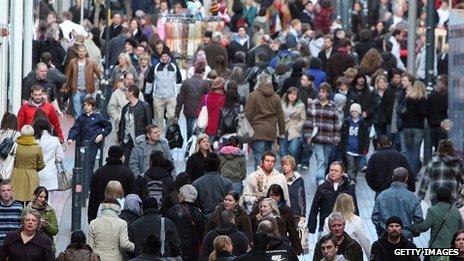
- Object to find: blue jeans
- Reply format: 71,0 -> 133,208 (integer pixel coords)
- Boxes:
279,137 -> 301,164
232,181 -> 243,195
403,128 -> 424,177
313,143 -> 333,183
82,142 -> 101,194
72,90 -> 87,118
251,140 -> 273,169
186,117 -> 196,141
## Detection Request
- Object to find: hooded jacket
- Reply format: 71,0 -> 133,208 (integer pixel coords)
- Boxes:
137,166 -> 174,206
199,223 -> 249,261
245,83 -> 285,142
243,167 -> 290,206
287,172 -> 306,217
419,155 -> 464,204
370,233 -> 420,261
308,175 -> 358,233
219,146 -> 246,182
266,236 -> 298,261
128,135 -> 172,178
313,232 -> 363,261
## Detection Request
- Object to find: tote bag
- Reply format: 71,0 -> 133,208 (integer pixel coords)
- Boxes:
1,143 -> 17,180
236,105 -> 254,142
197,95 -> 209,129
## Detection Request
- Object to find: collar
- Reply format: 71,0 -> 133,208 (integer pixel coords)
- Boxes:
391,181 -> 407,188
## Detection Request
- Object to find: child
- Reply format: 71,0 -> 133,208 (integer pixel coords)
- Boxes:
339,103 -> 369,182
68,97 -> 112,190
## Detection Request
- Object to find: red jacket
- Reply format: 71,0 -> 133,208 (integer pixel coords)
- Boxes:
200,92 -> 226,136
17,101 -> 64,142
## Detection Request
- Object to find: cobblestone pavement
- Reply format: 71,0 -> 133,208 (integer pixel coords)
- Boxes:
53,115 -> 431,259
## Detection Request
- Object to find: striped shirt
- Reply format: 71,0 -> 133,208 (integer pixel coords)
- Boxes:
303,99 -> 340,145
0,201 -> 23,245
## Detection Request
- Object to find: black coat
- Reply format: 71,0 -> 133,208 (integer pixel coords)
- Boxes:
374,88 -> 396,125
246,44 -> 274,67
235,249 -> 272,261
165,202 -> 205,261
128,209 -> 181,258
34,38 -> 66,71
401,98 -> 428,129
313,232 -> 363,261
427,91 -> 448,128
117,100 -> 153,143
88,158 -> 135,222
366,147 -> 415,193
199,223 -> 249,261
136,166 -> 174,207
119,209 -> 142,226
370,233 -> 420,261
186,152 -> 206,182
307,176 -> 358,233
267,236 -> 298,261
354,41 -> 379,61
345,85 -> 376,125
0,231 -> 54,261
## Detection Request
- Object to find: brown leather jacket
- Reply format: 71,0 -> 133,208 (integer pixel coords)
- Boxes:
64,58 -> 101,93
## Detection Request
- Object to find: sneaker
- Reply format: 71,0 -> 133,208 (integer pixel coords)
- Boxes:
302,165 -> 309,170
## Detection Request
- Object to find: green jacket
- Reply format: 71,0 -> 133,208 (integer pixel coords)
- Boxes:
24,202 -> 59,238
218,146 -> 246,182
412,202 -> 463,248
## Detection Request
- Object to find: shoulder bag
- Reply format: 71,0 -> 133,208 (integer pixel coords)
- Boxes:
1,143 -> 17,181
237,105 -> 254,142
197,95 -> 209,130
56,161 -> 72,190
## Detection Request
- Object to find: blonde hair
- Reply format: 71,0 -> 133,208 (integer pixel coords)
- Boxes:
20,125 -> 35,136
118,52 -> 134,67
406,80 -> 427,100
259,198 -> 280,217
195,134 -> 210,153
105,180 -> 124,199
208,235 -> 232,261
139,54 -> 151,63
374,75 -> 388,91
280,155 -> 296,171
332,193 -> 356,222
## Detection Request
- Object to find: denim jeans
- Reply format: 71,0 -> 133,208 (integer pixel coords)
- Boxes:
232,181 -> 243,195
251,140 -> 273,169
313,143 -> 333,183
82,142 -> 101,194
346,154 -> 361,181
186,117 -> 196,141
403,128 -> 424,177
279,138 -> 301,164
72,90 -> 87,118
430,127 -> 447,152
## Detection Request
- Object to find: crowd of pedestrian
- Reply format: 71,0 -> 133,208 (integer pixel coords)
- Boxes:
0,0 -> 462,260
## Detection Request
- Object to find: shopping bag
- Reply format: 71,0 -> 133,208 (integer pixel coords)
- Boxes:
236,105 -> 254,142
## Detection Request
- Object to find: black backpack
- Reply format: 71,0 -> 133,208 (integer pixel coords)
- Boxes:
166,123 -> 184,149
220,105 -> 240,134
0,131 -> 17,159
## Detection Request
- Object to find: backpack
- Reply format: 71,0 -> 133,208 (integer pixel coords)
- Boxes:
276,52 -> 293,67
245,66 -> 276,90
166,123 -> 184,149
219,105 -> 240,134
0,131 -> 17,159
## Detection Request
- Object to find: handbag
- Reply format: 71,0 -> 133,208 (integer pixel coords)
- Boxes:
56,161 -> 72,190
236,105 -> 254,142
197,95 -> 209,129
1,143 -> 17,180
0,131 -> 17,159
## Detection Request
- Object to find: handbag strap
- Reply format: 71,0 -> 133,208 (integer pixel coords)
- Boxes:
160,217 -> 165,256
429,205 -> 453,246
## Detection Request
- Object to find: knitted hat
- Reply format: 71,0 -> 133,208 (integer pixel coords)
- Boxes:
108,146 -> 125,159
436,186 -> 452,203
333,93 -> 347,112
211,77 -> 226,90
386,216 -> 403,228
349,103 -> 362,114
123,194 -> 142,215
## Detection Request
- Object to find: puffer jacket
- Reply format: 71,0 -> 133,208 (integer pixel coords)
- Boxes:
281,100 -> 306,140
219,146 -> 246,182
128,135 -> 172,177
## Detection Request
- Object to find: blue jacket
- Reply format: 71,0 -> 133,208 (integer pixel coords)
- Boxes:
287,172 -> 306,217
372,182 -> 423,238
306,68 -> 327,89
68,112 -> 112,145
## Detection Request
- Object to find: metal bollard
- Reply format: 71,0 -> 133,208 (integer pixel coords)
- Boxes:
82,141 -> 91,205
71,167 -> 83,230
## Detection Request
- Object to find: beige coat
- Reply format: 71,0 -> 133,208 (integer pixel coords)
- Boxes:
242,166 -> 290,206
107,88 -> 145,130
281,101 -> 306,141
87,204 -> 134,261
10,135 -> 45,202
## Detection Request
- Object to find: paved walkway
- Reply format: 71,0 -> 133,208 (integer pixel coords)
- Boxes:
53,115 -> 431,259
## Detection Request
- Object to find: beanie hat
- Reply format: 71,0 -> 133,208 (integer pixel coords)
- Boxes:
142,197 -> 158,211
386,216 -> 403,228
211,77 -> 226,90
436,186 -> 452,202
108,146 -> 124,159
350,103 -> 362,114
333,93 -> 347,112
